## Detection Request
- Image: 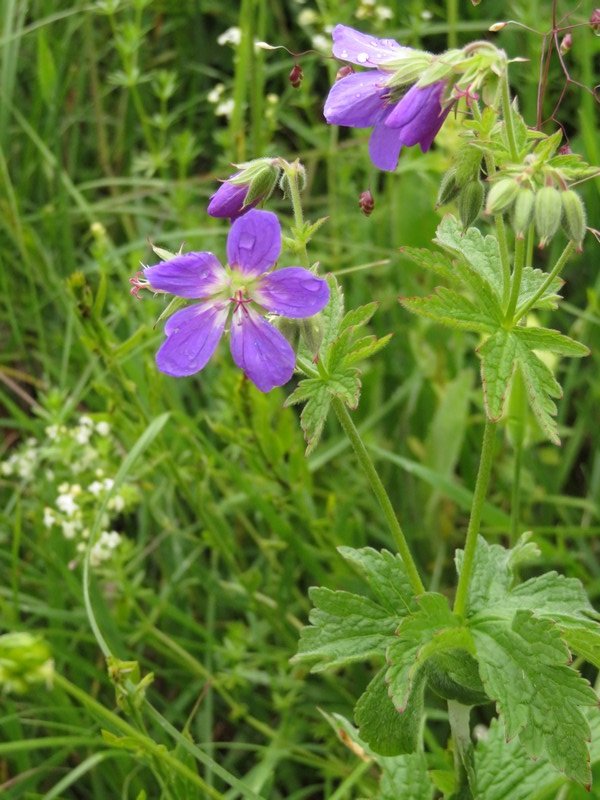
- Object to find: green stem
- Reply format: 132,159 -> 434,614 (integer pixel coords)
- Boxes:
53,673 -> 225,799
501,70 -> 519,162
447,0 -> 458,48
504,234 -> 526,321
515,241 -> 574,320
510,440 -> 523,545
495,214 -> 512,307
331,397 -> 425,595
453,421 -> 497,617
525,222 -> 535,268
283,159 -> 310,268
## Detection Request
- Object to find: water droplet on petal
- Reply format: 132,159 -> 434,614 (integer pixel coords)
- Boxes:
340,49 -> 348,59
356,52 -> 369,63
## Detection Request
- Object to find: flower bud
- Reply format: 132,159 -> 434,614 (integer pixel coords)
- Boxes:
590,9 -> 600,34
289,63 -> 303,89
560,33 -> 572,55
0,633 -> 54,694
485,177 -> 519,216
458,179 -> 484,229
437,167 -> 460,207
207,159 -> 280,219
359,189 -> 374,216
489,21 -> 508,32
561,190 -> 587,251
512,188 -> 535,239
336,65 -> 354,81
535,186 -> 563,248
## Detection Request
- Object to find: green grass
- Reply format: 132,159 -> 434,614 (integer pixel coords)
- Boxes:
0,1 -> 598,797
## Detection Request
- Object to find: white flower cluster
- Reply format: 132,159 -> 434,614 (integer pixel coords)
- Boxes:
355,0 -> 393,22
2,414 -> 138,570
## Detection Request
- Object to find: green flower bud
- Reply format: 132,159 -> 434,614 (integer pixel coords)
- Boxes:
535,186 -> 563,248
0,633 -> 53,694
561,189 -> 587,251
437,167 -> 460,207
457,179 -> 484,229
512,188 -> 535,239
485,177 -> 519,216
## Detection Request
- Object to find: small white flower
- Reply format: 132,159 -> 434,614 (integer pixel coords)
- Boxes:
70,484 -> 82,496
217,26 -> 242,46
43,508 -> 56,528
58,482 -> 69,493
61,520 -> 80,540
90,544 -> 105,567
207,83 -> 225,104
311,34 -> 329,53
0,460 -> 13,476
298,9 -> 318,25
88,481 -> 103,496
57,494 -> 78,516
79,416 -> 94,428
375,6 -> 393,20
108,495 -> 125,513
95,421 -> 110,436
215,99 -> 235,118
76,542 -> 86,553
46,425 -> 60,440
95,468 -> 105,478
103,478 -> 114,491
81,528 -> 90,539
74,426 -> 91,445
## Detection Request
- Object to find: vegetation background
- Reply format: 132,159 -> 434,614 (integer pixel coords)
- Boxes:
0,0 -> 598,797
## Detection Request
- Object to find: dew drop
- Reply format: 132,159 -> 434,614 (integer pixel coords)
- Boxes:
356,52 -> 369,63
340,49 -> 348,59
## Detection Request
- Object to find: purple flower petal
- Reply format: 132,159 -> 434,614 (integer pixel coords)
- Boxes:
229,307 -> 295,392
207,178 -> 258,219
332,24 -> 409,68
156,301 -> 228,377
324,71 -> 390,128
384,82 -> 449,150
254,268 -> 330,318
226,209 -> 281,276
144,253 -> 227,299
368,120 -> 404,172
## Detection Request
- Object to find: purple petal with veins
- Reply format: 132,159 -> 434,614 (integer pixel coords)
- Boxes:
229,307 -> 295,392
156,301 -> 228,376
332,24 -> 410,68
226,209 -> 281,276
144,252 -> 227,299
255,268 -> 330,318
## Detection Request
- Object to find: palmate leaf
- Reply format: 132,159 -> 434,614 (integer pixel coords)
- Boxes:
288,275 -> 391,453
292,547 -> 416,672
476,711 -> 600,800
478,329 -> 517,420
379,753 -> 434,800
400,288 -> 499,333
471,611 -> 596,786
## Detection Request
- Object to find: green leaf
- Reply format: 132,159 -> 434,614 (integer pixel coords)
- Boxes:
319,274 -> 344,353
337,547 -> 415,616
401,288 -> 498,332
293,548 -> 416,672
285,379 -> 331,455
513,338 -> 562,445
471,611 -> 596,785
344,333 -> 393,367
400,246 -> 458,283
516,267 -> 562,311
434,215 -> 504,300
293,587 -> 398,672
355,667 -> 426,756
513,327 -> 589,357
339,302 -> 379,333
385,594 -> 472,709
478,329 -> 517,421
37,29 -> 57,107
379,753 -> 434,800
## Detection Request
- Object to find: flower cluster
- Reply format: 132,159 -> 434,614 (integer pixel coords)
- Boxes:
324,25 -> 451,171
141,209 -> 329,392
1,412 -> 138,570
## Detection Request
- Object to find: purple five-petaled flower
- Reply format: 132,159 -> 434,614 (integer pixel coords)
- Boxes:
324,25 -> 450,171
143,209 -> 330,392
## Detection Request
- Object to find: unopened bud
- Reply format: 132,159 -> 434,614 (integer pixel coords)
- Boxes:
489,21 -> 508,32
559,144 -> 572,155
561,190 -> 587,251
289,63 -> 303,89
560,33 -> 572,55
590,9 -> 600,34
208,158 -> 281,219
512,188 -> 535,238
359,189 -> 375,216
535,186 -> 563,248
336,65 -> 354,81
485,177 -> 519,216
437,167 -> 460,207
458,179 -> 484,229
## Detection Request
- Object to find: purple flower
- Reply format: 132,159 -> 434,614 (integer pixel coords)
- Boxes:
324,25 -> 450,171
143,210 -> 330,392
207,175 -> 259,220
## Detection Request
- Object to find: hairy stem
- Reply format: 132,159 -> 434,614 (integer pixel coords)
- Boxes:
447,0 -> 458,48
283,159 -> 310,268
505,234 -> 526,321
495,214 -> 512,307
502,70 -> 520,162
454,421 -> 497,617
332,397 -> 425,596
515,241 -> 574,319
448,701 -> 475,796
